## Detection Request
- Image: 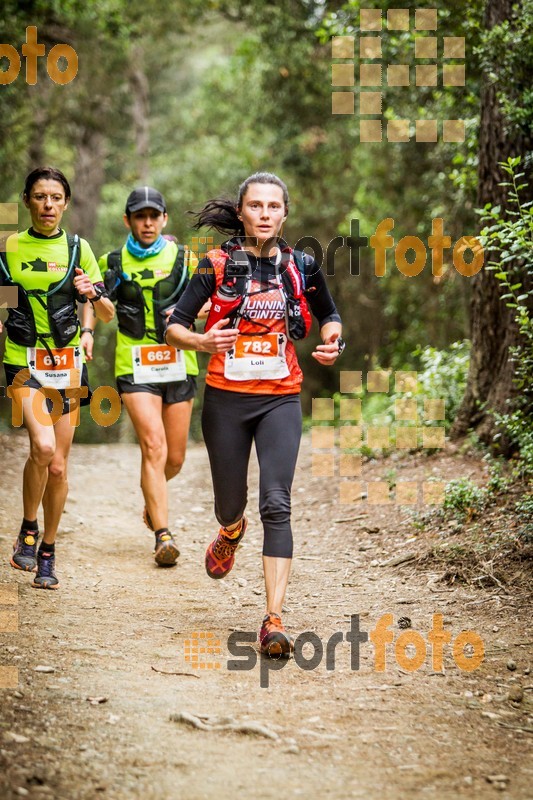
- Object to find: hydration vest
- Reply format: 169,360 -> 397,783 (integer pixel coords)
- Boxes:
0,234 -> 82,356
104,244 -> 189,342
208,241 -> 313,341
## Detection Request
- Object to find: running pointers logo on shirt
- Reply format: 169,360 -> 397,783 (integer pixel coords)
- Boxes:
244,279 -> 285,320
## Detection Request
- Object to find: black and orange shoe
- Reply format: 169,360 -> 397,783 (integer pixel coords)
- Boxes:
259,613 -> 293,658
10,531 -> 39,572
32,551 -> 59,589
143,506 -> 155,531
205,517 -> 247,579
154,530 -> 180,566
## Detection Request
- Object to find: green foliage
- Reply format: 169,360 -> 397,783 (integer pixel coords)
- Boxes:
414,341 -> 471,429
476,0 -> 533,134
443,477 -> 487,518
479,157 -> 533,475
515,494 -> 533,544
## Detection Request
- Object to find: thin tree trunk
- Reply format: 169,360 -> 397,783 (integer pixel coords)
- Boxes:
67,129 -> 107,239
129,47 -> 150,184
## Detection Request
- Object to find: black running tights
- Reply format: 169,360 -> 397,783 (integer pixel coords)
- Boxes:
201,386 -> 302,558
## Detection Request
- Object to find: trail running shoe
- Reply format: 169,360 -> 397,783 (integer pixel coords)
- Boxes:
32,551 -> 59,589
205,517 -> 247,580
259,613 -> 292,658
143,506 -> 155,531
10,531 -> 39,572
154,530 -> 180,566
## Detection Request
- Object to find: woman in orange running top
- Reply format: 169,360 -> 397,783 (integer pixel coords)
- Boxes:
166,172 -> 343,657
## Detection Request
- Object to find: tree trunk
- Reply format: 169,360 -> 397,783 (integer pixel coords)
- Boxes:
129,47 -> 150,184
67,129 -> 107,240
451,0 -> 532,452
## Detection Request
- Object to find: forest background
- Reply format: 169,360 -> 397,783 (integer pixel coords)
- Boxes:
0,0 -> 531,460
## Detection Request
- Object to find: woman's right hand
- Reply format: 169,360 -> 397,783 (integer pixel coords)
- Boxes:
201,318 -> 239,353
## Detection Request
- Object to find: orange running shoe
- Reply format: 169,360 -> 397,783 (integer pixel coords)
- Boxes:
205,517 -> 247,579
259,613 -> 292,658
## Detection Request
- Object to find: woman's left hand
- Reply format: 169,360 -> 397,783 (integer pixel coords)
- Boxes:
73,267 -> 97,299
312,332 -> 342,365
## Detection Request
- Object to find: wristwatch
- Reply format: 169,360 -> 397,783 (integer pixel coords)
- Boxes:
336,336 -> 346,356
89,283 -> 106,304
80,327 -> 94,336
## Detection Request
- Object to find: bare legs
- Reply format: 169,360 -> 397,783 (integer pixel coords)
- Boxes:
17,388 -> 76,543
121,392 -> 193,531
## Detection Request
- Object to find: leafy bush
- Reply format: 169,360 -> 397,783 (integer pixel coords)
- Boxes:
443,477 -> 487,519
413,340 -> 471,430
479,157 -> 533,476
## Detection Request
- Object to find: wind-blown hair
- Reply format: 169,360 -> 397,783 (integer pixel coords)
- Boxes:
191,172 -> 289,235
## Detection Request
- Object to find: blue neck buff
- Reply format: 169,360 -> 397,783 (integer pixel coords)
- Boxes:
126,233 -> 167,259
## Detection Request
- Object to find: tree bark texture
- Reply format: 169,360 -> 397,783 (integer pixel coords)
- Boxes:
451,0 -> 533,450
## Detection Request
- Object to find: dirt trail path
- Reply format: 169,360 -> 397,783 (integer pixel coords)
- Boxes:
0,432 -> 531,799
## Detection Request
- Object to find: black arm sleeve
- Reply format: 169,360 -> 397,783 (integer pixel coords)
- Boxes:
304,259 -> 342,328
168,258 -> 215,328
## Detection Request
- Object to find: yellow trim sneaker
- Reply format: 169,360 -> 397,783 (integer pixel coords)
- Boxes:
154,530 -> 180,566
205,517 -> 247,579
10,531 -> 39,572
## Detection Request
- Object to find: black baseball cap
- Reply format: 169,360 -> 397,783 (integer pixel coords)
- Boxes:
125,186 -> 166,214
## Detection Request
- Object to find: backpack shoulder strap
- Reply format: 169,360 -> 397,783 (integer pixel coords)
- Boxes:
0,249 -> 10,282
206,248 -> 229,291
292,250 -> 308,291
172,243 -> 188,293
107,247 -> 123,273
66,233 -> 81,273
45,233 -> 80,297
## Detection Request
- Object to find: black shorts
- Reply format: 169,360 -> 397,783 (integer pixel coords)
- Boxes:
116,374 -> 197,404
4,363 -> 92,416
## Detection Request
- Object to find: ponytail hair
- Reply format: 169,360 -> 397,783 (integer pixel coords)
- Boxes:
191,171 -> 289,235
191,197 -> 244,236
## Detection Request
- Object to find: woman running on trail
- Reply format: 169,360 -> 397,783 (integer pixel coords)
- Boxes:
166,172 -> 344,656
1,166 -> 114,589
82,187 -> 202,567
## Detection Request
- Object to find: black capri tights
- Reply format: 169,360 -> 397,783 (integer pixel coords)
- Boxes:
201,386 -> 302,558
